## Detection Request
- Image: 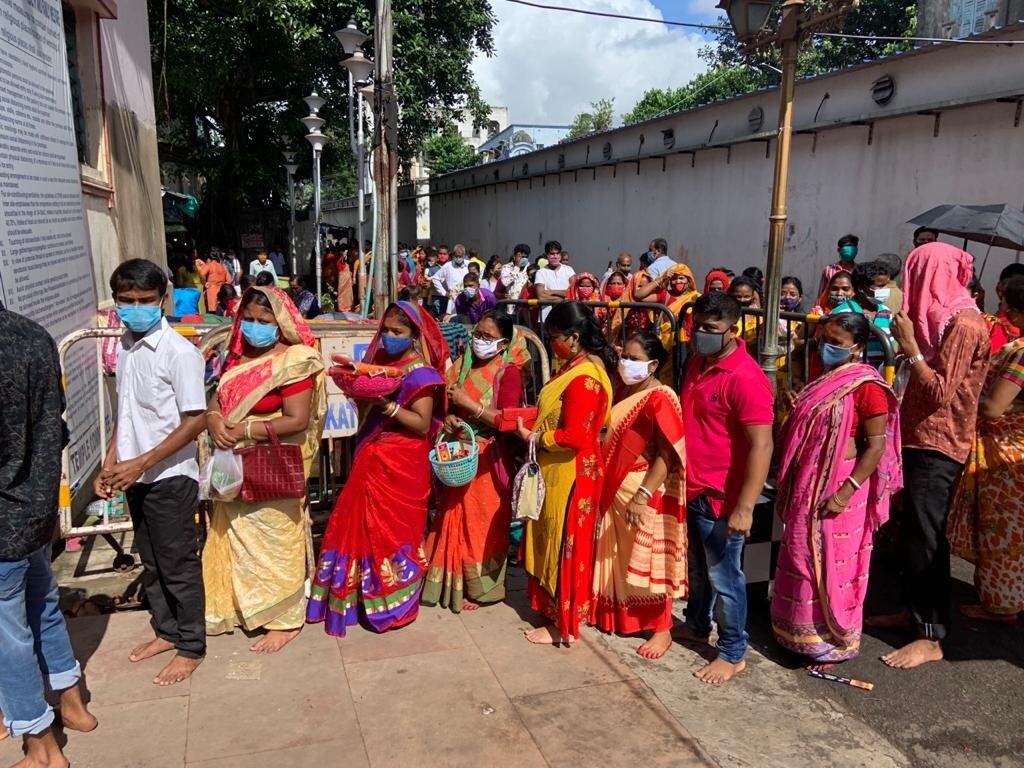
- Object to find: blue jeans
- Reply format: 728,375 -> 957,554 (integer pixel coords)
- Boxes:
683,496 -> 749,663
0,545 -> 81,737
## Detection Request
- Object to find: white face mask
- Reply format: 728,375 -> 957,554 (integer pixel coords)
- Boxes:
472,337 -> 503,360
463,287 -> 478,299
873,287 -> 891,302
618,358 -> 653,386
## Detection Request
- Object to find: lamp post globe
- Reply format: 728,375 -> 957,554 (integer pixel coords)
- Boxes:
303,92 -> 326,116
340,50 -> 375,83
716,0 -> 775,40
334,20 -> 368,55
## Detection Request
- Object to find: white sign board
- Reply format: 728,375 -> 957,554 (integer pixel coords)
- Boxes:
0,0 -> 102,490
318,331 -> 377,438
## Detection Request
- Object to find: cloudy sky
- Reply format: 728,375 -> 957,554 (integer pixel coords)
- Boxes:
472,0 -> 723,126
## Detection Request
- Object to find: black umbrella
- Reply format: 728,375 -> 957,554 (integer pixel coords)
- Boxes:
908,204 -> 1024,252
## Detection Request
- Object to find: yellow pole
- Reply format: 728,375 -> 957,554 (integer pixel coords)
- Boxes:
758,0 -> 803,393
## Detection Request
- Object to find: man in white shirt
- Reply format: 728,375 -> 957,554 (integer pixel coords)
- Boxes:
96,259 -> 208,686
534,240 -> 576,320
644,238 -> 676,279
431,243 -> 470,316
249,252 -> 278,282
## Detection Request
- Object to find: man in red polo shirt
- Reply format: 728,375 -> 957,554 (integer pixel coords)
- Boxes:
679,292 -> 774,685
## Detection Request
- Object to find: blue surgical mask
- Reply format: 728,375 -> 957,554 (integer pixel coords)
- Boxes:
780,296 -> 801,312
820,342 -> 855,368
381,334 -> 413,356
463,287 -> 478,299
519,258 -> 529,268
241,320 -> 279,348
116,304 -> 162,333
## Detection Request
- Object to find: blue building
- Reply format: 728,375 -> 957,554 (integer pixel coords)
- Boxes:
476,124 -> 571,162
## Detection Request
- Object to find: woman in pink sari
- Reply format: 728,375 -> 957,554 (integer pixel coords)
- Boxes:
771,313 -> 902,667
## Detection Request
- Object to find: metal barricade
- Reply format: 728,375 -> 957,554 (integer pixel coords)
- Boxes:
495,299 -> 682,388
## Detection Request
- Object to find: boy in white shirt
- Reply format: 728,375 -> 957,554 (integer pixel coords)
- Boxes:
534,240 -> 576,320
96,259 -> 208,686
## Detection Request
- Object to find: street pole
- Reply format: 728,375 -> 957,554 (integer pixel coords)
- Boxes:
373,0 -> 398,318
356,88 -> 366,303
313,147 -> 322,300
287,170 -> 297,275
759,0 -> 802,392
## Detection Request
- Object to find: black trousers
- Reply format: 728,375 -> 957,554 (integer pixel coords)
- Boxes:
900,448 -> 964,641
127,476 -> 205,658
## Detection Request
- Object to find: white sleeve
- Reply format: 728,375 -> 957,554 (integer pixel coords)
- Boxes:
432,264 -> 448,292
170,341 -> 208,414
534,269 -> 548,287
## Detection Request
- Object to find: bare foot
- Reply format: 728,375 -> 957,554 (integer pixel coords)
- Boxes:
637,630 -> 673,660
461,600 -> 481,612
13,730 -> 69,768
674,625 -> 711,645
55,685 -> 97,733
881,639 -> 943,669
129,636 -> 175,663
524,625 -> 571,645
806,662 -> 838,673
153,654 -> 202,686
959,603 -> 1018,624
694,657 -> 746,685
864,611 -> 912,629
250,628 -> 301,654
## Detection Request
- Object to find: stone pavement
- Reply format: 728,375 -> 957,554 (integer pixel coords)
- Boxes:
0,581 -> 713,768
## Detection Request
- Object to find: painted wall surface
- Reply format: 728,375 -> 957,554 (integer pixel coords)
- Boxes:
429,33 -> 1024,300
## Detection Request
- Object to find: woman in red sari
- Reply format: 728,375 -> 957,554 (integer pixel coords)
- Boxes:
592,332 -> 687,659
422,311 -> 530,612
307,302 -> 447,637
517,302 -> 614,645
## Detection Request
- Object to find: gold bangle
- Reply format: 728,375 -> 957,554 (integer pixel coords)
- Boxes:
385,401 -> 400,418
244,420 -> 253,441
474,403 -> 485,419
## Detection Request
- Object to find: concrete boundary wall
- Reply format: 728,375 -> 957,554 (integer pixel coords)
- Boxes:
428,27 -> 1024,297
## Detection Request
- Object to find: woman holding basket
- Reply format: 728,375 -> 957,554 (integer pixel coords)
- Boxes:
204,286 -> 326,653
307,302 -> 447,637
422,311 -> 531,613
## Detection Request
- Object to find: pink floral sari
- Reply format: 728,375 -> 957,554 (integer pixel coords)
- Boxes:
771,363 -> 902,661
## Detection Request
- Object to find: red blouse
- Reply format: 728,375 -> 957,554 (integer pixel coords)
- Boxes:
849,381 -> 888,437
250,377 -> 314,415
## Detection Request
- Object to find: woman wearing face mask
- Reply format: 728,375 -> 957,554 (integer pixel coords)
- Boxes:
812,272 -> 855,317
422,312 -> 531,613
204,286 -> 327,653
592,332 -> 687,660
772,313 -> 902,669
830,261 -> 897,369
516,302 -> 615,645
308,302 -> 447,637
595,270 -> 628,337
655,264 -> 700,346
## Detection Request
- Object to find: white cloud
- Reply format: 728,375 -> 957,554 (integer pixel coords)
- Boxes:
473,0 -> 711,126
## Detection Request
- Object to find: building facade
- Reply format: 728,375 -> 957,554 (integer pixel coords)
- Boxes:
918,0 -> 1024,38
476,124 -> 572,161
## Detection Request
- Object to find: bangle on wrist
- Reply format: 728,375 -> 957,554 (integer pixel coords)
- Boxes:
905,352 -> 925,366
244,420 -> 253,441
474,403 -> 485,419
384,401 -> 400,418
845,476 -> 862,490
636,486 -> 654,500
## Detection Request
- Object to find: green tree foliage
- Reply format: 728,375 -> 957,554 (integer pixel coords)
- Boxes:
624,0 -> 916,124
566,98 -> 616,139
151,0 -> 495,245
422,130 -> 481,175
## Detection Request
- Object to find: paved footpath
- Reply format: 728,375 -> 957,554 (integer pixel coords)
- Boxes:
4,551 -> 1022,767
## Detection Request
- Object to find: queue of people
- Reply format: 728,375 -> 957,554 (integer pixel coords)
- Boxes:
3,231 -> 1023,765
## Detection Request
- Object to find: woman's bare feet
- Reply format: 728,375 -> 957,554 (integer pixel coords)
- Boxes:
128,636 -> 175,663
460,600 -> 481,612
806,662 -> 838,673
637,630 -> 673,660
694,657 -> 746,685
881,638 -> 943,669
153,654 -> 202,686
13,729 -> 69,768
250,628 -> 301,654
864,611 -> 912,629
959,603 -> 1018,624
56,685 -> 97,733
524,625 -> 572,645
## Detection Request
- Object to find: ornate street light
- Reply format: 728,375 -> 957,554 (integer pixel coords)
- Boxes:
718,0 -> 859,390
334,19 -> 368,55
302,92 -> 329,301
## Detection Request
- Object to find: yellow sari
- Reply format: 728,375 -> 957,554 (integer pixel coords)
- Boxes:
203,287 -> 327,634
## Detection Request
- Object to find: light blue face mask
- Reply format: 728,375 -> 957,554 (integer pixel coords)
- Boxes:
116,304 -> 162,333
381,334 -> 413,356
241,320 -> 279,348
519,258 -> 529,268
820,342 -> 855,368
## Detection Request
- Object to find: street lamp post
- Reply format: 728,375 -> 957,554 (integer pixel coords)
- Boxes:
335,20 -> 375,311
717,0 -> 859,392
302,92 -> 328,302
373,0 -> 399,319
282,150 -> 299,275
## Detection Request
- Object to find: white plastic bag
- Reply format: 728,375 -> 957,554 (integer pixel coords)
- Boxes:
209,448 -> 244,501
511,438 -> 545,521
